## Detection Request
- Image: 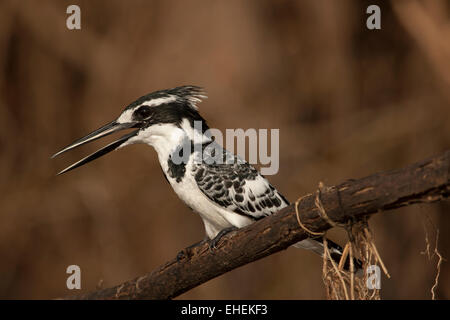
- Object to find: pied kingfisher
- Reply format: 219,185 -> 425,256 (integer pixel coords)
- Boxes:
53,85 -> 359,270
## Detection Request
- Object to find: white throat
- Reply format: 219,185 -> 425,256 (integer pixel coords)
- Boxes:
121,118 -> 210,164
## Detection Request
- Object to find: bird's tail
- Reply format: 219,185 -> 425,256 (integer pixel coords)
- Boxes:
293,238 -> 363,272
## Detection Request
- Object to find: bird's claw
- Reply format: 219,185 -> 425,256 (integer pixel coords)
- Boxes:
208,239 -> 219,252
208,226 -> 238,252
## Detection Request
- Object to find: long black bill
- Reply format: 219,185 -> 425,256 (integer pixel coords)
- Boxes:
52,121 -> 139,175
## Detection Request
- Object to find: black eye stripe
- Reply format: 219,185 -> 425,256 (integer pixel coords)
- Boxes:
134,105 -> 153,119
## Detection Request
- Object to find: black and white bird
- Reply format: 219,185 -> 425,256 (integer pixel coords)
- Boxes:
53,85 -> 359,270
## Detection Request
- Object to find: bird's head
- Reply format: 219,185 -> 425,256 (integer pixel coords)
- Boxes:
52,85 -> 209,175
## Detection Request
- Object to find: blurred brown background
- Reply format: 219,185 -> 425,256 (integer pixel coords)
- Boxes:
0,0 -> 449,299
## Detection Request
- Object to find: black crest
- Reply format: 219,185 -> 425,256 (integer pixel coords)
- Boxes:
127,86 -> 210,133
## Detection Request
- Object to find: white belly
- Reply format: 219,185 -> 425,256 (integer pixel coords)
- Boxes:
162,158 -> 253,239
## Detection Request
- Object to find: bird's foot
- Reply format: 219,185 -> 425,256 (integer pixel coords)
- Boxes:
176,238 -> 208,261
208,226 -> 238,252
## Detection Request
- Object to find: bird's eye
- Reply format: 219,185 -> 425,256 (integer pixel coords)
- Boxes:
134,105 -> 153,120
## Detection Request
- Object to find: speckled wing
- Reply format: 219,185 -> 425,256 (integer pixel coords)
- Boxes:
192,151 -> 289,221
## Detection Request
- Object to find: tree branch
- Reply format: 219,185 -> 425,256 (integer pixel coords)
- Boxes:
66,150 -> 450,299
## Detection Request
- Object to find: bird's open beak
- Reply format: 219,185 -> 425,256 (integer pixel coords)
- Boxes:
52,120 -> 139,175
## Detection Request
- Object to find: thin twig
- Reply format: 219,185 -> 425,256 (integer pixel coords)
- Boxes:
349,241 -> 355,300
364,228 -> 390,278
431,231 -> 443,300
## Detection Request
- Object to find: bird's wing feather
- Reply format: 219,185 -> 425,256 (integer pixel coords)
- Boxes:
193,147 -> 289,220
